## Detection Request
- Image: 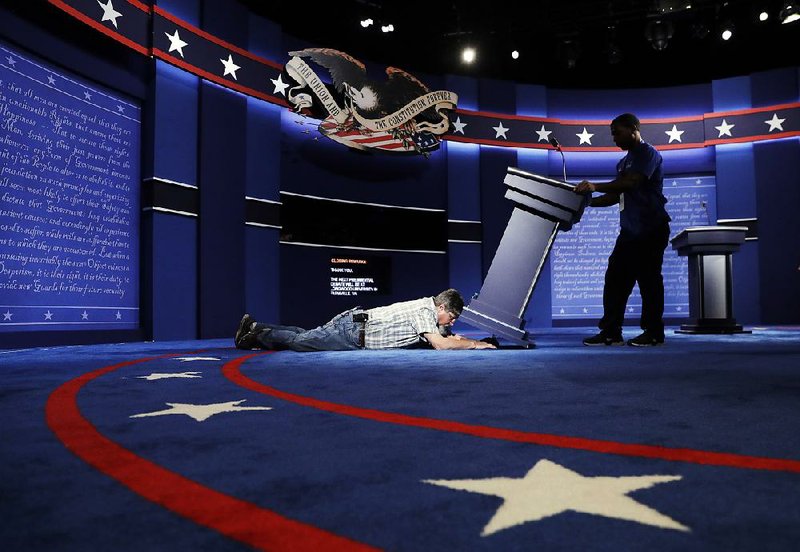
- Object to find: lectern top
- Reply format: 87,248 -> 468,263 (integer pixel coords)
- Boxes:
507,167 -> 574,191
681,226 -> 749,233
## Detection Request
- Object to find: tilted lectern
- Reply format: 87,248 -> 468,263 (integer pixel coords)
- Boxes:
459,168 -> 588,347
671,226 -> 749,334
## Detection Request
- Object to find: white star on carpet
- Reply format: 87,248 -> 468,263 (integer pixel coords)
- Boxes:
137,372 -> 202,381
764,113 -> 785,132
535,124 -> 552,142
44,310 -> 53,320
220,54 -> 240,80
576,127 -> 594,145
492,122 -> 509,139
81,311 -> 89,320
270,73 -> 289,96
3,311 -> 13,321
664,124 -> 684,143
97,0 -> 123,29
424,459 -> 688,536
172,356 -> 221,362
47,75 -> 56,85
715,119 -> 735,137
165,29 -> 188,58
452,116 -> 467,134
6,55 -> 16,67
130,400 -> 272,422
84,91 -> 92,100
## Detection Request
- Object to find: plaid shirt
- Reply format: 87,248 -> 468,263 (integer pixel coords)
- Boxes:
363,297 -> 440,349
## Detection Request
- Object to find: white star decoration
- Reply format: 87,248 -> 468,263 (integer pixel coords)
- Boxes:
535,125 -> 552,142
97,0 -> 123,29
3,311 -> 13,321
270,73 -> 289,96
116,105 -> 125,113
764,113 -> 785,132
137,372 -> 202,381
664,124 -> 684,143
44,310 -> 53,320
576,127 -> 594,145
115,311 -> 122,320
220,54 -> 241,80
452,116 -> 467,134
130,400 -> 272,422
424,459 -> 688,536
47,75 -> 56,85
715,119 -> 735,137
172,356 -> 221,362
81,311 -> 89,320
165,29 -> 188,58
84,91 -> 92,100
492,122 -> 509,139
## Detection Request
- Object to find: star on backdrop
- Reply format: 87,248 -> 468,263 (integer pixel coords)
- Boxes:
452,116 -> 467,134
115,311 -> 122,320
97,0 -> 123,29
715,119 -> 735,137
423,459 -> 689,536
576,127 -> 594,145
130,400 -> 272,422
116,105 -> 125,113
81,311 -> 89,320
3,311 -> 13,321
84,91 -> 92,100
6,55 -> 16,67
665,125 -> 684,143
165,29 -> 188,58
44,310 -> 53,320
136,372 -> 202,381
220,54 -> 240,80
47,75 -> 56,85
270,74 -> 289,96
764,113 -> 785,132
535,125 -> 552,142
492,122 -> 509,139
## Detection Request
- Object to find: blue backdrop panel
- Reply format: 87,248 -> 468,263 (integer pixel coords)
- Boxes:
198,82 -> 246,338
0,42 -> 140,333
446,141 -> 482,304
551,176 -> 717,323
245,226 -> 279,325
479,146 -> 517,278
142,212 -> 197,340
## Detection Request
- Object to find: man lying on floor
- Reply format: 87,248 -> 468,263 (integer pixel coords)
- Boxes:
234,288 -> 497,351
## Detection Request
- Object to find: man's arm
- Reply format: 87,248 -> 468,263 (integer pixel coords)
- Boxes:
590,192 -> 620,207
574,171 -> 646,196
423,332 -> 497,350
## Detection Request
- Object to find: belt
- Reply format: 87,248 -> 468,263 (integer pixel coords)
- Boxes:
352,312 -> 368,348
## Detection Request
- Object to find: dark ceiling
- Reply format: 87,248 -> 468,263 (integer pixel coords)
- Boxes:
244,0 -> 800,89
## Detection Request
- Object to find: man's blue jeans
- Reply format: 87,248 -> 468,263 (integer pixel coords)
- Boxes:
252,309 -> 362,351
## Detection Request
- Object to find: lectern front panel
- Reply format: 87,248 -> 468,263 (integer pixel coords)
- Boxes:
701,255 -> 728,319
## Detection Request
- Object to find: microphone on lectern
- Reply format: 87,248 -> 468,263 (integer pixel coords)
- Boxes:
549,136 -> 567,182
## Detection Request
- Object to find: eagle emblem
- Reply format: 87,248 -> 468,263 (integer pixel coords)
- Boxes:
283,48 -> 458,156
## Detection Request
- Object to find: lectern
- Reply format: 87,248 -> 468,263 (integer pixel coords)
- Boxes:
671,226 -> 749,334
459,168 -> 588,347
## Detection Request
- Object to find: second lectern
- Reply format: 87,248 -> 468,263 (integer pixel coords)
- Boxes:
459,168 -> 588,347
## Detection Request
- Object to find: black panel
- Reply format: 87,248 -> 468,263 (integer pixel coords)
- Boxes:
280,194 -> 447,252
448,221 -> 482,242
246,198 -> 281,227
143,179 -> 198,215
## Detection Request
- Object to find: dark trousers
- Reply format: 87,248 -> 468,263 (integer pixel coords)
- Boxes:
599,222 -> 670,336
252,309 -> 362,352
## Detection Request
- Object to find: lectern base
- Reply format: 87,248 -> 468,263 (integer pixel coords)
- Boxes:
675,319 -> 751,334
459,307 -> 535,348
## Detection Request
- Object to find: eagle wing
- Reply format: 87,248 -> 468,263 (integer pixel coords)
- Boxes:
288,48 -> 367,92
383,67 -> 440,122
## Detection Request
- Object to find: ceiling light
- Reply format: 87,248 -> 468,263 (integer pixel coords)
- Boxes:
780,3 -> 800,23
360,18 -> 373,28
381,24 -> 394,32
645,19 -> 674,50
759,11 -> 769,21
511,50 -> 519,59
462,47 -> 476,64
721,24 -> 733,40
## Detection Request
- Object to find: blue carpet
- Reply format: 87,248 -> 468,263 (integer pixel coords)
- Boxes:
1,327 -> 799,551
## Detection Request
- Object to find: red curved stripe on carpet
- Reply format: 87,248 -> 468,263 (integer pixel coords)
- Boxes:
223,354 -> 800,474
45,353 -> 379,552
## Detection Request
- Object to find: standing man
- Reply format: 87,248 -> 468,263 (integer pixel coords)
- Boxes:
234,288 -> 497,351
574,113 -> 671,347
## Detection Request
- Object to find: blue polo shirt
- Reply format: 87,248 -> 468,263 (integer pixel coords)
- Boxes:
616,141 -> 670,239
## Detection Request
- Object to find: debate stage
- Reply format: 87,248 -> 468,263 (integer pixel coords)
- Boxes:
2,326 -> 799,551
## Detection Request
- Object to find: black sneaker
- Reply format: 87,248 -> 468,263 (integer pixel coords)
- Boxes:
234,314 -> 257,349
582,332 -> 624,346
627,331 -> 665,347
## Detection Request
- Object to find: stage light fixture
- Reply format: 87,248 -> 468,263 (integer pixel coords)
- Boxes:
462,47 -> 476,64
759,10 -> 769,21
360,18 -> 373,28
645,19 -> 674,50
720,21 -> 734,40
780,3 -> 800,23
381,24 -> 394,33
511,50 -> 519,59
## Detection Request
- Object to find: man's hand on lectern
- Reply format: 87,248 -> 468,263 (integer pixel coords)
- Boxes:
574,180 -> 596,194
